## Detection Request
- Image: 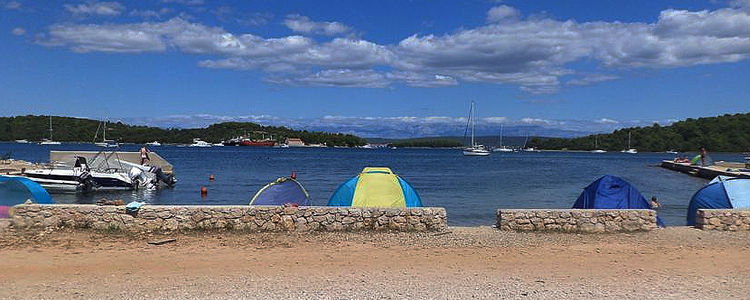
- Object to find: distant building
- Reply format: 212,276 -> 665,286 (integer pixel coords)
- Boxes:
286,138 -> 305,147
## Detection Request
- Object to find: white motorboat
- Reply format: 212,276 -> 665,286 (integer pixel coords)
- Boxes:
620,131 -> 637,154
21,153 -> 176,193
591,149 -> 607,153
522,147 -> 541,152
146,141 -> 161,146
666,150 -> 679,154
189,138 -> 212,148
212,143 -> 225,147
15,139 -> 29,144
492,125 -> 514,152
39,116 -> 62,145
462,101 -> 490,156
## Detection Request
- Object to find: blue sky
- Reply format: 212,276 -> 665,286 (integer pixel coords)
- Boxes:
1,0 -> 749,138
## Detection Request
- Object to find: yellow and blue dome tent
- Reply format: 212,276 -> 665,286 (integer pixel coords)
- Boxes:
327,167 -> 423,207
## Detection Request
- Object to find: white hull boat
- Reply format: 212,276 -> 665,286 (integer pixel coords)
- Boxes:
462,101 -> 490,157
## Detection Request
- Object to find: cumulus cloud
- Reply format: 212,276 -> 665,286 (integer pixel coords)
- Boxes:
566,74 -> 618,86
37,4 -> 750,91
4,1 -> 20,10
65,1 -> 124,16
283,14 -> 352,36
11,27 -> 25,35
487,5 -> 520,22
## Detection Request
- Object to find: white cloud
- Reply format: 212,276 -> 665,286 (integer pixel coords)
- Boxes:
283,14 -> 352,36
595,118 -> 619,124
566,74 -> 618,86
487,5 -> 520,22
65,1 -> 124,16
38,4 -> 750,91
4,1 -> 20,10
162,0 -> 203,5
11,27 -> 25,35
130,8 -> 169,19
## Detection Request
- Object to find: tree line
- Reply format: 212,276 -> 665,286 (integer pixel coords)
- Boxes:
0,115 -> 367,147
527,113 -> 750,152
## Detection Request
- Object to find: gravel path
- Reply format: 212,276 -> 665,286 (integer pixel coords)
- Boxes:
1,226 -> 749,299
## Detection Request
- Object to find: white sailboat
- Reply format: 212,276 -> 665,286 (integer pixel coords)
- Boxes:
39,116 -> 62,145
462,101 -> 490,156
591,135 -> 606,153
621,131 -> 637,154
492,124 -> 513,152
94,120 -> 118,148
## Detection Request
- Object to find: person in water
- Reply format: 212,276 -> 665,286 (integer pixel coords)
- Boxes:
650,196 -> 661,209
140,145 -> 150,165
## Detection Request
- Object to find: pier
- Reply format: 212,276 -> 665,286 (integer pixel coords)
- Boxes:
660,160 -> 750,179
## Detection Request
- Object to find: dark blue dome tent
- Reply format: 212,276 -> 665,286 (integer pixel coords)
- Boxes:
0,175 -> 53,218
573,175 -> 665,227
250,175 -> 311,206
687,176 -> 750,226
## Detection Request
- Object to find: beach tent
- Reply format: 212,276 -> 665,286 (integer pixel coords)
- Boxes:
327,167 -> 422,208
0,175 -> 53,218
686,176 -> 750,226
250,176 -> 311,206
573,175 -> 664,227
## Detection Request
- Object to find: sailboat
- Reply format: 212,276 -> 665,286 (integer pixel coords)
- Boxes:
591,135 -> 606,153
492,124 -> 513,152
462,101 -> 490,156
39,116 -> 62,145
621,131 -> 637,154
94,120 -> 118,148
521,134 -> 540,152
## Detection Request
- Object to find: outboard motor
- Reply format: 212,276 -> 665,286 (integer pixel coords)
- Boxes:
77,170 -> 98,192
149,166 -> 176,186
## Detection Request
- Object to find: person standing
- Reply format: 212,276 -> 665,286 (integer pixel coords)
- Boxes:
140,145 -> 150,165
700,147 -> 707,167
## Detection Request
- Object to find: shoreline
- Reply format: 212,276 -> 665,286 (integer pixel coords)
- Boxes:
1,226 -> 749,299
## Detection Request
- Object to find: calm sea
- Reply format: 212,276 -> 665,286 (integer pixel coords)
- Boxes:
2,143 -> 743,226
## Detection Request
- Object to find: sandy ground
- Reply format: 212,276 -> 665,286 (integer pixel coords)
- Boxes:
1,226 -> 749,299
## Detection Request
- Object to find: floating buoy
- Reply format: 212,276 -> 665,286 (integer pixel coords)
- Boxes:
209,174 -> 215,181
200,186 -> 208,196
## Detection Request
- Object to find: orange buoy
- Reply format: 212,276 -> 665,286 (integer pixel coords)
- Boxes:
200,186 -> 208,196
209,174 -> 215,181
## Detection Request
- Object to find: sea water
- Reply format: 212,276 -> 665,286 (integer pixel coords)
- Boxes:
2,142 -> 741,226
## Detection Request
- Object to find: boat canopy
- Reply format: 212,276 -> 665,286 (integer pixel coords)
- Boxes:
573,175 -> 664,226
250,176 -> 310,206
327,167 -> 422,208
687,176 -> 750,226
0,175 -> 52,218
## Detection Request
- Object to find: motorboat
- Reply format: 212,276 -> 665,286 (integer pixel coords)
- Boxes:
591,149 -> 607,153
14,139 -> 29,144
212,143 -> 225,147
462,101 -> 490,156
146,141 -> 161,146
189,138 -> 212,148
39,116 -> 62,145
20,153 -> 176,193
522,147 -> 541,153
666,150 -> 679,154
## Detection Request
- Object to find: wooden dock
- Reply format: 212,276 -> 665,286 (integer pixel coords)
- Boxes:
660,160 -> 750,179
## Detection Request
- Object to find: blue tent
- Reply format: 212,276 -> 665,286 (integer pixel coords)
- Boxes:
687,176 -> 750,226
250,177 -> 311,206
573,175 -> 664,227
0,175 -> 53,218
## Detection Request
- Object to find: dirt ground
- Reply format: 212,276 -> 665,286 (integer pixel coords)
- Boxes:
1,226 -> 749,299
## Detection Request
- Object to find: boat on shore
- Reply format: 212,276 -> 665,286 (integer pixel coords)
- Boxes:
462,101 -> 490,156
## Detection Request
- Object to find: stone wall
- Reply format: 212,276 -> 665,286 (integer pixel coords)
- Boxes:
497,209 -> 658,233
10,204 -> 447,233
696,209 -> 750,231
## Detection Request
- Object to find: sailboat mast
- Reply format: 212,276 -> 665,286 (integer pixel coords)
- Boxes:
500,124 -> 503,147
628,132 -> 631,149
48,116 -> 53,140
471,101 -> 476,147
